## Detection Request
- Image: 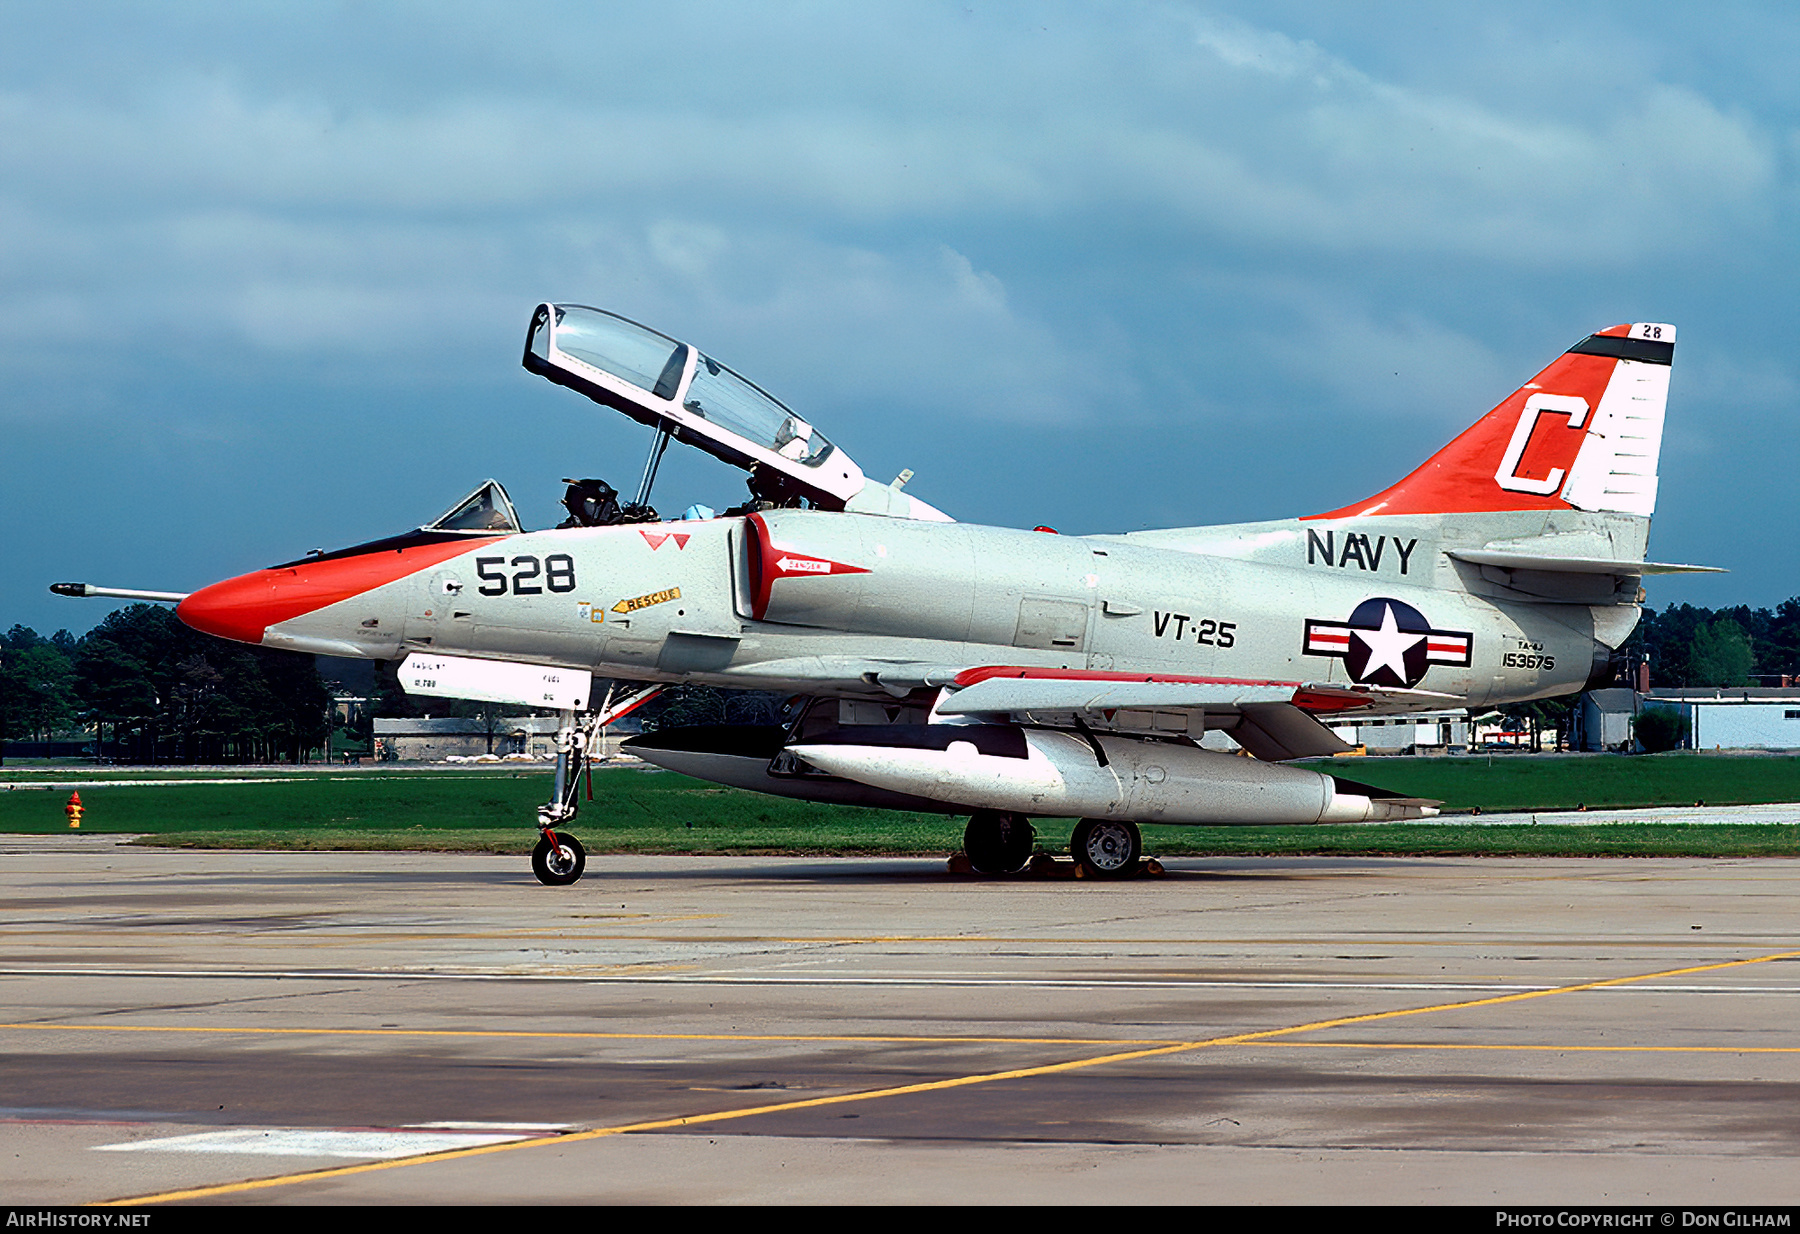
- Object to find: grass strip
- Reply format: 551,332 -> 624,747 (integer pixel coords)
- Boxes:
3,753 -> 1798,857
128,821 -> 1800,858
1295,751 -> 1800,812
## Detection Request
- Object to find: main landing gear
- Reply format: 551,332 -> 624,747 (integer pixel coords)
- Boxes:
531,685 -> 663,886
962,810 -> 1036,874
1070,818 -> 1142,879
959,812 -> 1145,878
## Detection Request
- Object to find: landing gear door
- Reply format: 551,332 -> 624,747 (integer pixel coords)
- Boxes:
522,303 -> 867,510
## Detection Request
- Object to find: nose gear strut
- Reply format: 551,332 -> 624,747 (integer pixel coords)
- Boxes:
532,683 -> 664,886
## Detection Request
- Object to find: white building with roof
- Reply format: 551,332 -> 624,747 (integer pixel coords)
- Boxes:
1642,688 -> 1800,751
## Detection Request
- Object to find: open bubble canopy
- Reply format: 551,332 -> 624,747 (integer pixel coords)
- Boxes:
523,303 -> 866,509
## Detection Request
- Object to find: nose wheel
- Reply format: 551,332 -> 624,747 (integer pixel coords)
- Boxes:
1070,818 -> 1141,878
532,832 -> 586,885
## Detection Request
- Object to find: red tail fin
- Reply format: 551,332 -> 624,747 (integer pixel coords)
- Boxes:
1309,323 -> 1674,520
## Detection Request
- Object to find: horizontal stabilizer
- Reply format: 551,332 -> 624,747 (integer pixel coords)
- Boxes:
1448,550 -> 1724,575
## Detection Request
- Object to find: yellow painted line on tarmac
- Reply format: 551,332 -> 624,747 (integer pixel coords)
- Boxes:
97,945 -> 1800,1206
1,1021 -> 1168,1047
99,1041 -> 1206,1205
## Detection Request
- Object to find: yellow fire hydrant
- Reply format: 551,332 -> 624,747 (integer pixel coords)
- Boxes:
65,791 -> 83,829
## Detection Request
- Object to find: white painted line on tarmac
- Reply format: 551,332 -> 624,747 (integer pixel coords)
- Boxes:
93,1127 -> 540,1158
410,1120 -> 576,1132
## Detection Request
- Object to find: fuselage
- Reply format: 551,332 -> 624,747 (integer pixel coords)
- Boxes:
176,507 -> 1618,714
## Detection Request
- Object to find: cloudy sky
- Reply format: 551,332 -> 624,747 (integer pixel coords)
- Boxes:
5,1 -> 1796,636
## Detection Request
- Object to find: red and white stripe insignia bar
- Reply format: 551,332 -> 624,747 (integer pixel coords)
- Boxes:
1425,634 -> 1471,664
1304,622 -> 1352,655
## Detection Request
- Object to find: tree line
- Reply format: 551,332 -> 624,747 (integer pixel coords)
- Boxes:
1,605 -> 331,764
1625,601 -> 1800,688
5,596 -> 1798,765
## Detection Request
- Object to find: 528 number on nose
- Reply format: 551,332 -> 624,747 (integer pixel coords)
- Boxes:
475,554 -> 576,596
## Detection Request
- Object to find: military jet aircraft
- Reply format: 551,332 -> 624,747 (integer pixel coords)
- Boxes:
58,307 -> 1714,884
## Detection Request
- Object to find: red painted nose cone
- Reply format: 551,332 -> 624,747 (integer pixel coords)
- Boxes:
175,536 -> 493,648
177,572 -> 278,645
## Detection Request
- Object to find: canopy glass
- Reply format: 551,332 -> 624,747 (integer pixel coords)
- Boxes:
427,480 -> 521,534
523,301 -> 866,507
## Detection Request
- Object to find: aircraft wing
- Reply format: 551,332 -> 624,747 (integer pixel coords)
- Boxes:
929,667 -> 1462,761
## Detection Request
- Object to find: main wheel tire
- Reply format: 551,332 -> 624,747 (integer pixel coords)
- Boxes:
532,833 -> 587,885
963,810 -> 1036,874
1071,818 -> 1140,879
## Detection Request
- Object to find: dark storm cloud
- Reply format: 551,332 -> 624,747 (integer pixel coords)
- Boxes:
4,2 -> 1796,632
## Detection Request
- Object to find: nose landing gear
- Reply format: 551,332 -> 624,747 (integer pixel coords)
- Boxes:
530,684 -> 663,886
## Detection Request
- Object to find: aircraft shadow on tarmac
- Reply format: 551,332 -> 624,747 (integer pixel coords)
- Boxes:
492,854 -> 1413,886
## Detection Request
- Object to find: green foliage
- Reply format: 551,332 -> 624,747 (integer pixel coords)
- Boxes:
1686,619 -> 1755,687
1631,707 -> 1690,753
2,605 -> 334,764
1,626 -> 78,742
1630,601 -> 1800,686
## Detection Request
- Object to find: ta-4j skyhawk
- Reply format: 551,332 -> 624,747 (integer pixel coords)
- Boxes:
58,306 -> 1715,884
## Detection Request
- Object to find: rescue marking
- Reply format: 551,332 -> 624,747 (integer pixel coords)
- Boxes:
612,587 -> 681,615
640,530 -> 691,551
